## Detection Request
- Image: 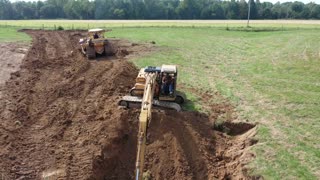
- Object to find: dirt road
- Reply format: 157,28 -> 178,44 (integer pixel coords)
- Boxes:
0,30 -> 256,180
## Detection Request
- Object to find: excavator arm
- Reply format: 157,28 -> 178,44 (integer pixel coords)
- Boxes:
135,72 -> 157,180
117,65 -> 184,179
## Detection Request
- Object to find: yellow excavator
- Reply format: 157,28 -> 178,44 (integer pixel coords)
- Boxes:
118,65 -> 184,179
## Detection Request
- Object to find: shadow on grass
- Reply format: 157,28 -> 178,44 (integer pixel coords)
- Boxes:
182,99 -> 197,111
226,26 -> 289,32
176,90 -> 198,111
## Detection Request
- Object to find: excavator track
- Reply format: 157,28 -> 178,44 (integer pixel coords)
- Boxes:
119,95 -> 181,112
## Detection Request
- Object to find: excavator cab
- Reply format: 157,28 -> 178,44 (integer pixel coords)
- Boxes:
119,64 -> 185,111
158,65 -> 182,103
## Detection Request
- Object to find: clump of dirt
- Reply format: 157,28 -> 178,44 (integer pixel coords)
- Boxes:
0,30 -> 257,180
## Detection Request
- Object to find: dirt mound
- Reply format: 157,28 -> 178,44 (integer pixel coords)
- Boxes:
0,30 -> 257,180
104,111 -> 256,180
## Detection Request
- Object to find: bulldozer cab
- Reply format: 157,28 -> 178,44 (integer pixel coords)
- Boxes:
88,29 -> 105,40
79,28 -> 112,59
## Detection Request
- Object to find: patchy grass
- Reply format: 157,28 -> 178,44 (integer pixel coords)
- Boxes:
226,26 -> 287,32
2,23 -> 320,179
0,27 -> 31,42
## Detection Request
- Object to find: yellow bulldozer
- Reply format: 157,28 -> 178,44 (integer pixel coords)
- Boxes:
119,65 -> 185,179
79,28 -> 114,59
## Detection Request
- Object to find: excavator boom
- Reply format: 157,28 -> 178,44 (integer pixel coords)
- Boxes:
135,73 -> 157,180
118,65 -> 184,180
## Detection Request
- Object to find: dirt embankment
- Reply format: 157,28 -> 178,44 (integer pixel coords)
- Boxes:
0,30 -> 257,180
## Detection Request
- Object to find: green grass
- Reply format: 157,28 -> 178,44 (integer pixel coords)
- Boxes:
1,20 -> 320,179
0,27 -> 31,42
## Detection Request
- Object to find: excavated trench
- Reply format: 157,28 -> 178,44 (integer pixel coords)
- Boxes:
0,30 -> 257,180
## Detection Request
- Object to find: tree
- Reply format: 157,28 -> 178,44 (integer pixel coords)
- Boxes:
177,0 -> 200,19
47,0 -> 67,18
131,0 -> 147,19
225,0 -> 239,19
248,0 -> 258,19
238,0 -> 248,19
35,1 -> 44,18
281,2 -> 293,18
94,0 -> 110,19
0,0 -> 13,19
211,2 -> 225,19
2,0 -> 320,20
64,0 -> 81,19
39,4 -> 57,18
310,4 -> 320,19
144,0 -> 166,19
113,8 -> 125,19
271,2 -> 281,19
301,6 -> 311,18
259,2 -> 273,19
22,3 -> 36,19
256,0 -> 262,18
291,1 -> 304,18
165,1 -> 178,19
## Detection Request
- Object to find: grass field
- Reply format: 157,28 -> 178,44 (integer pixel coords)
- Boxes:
0,20 -> 320,179
1,20 -> 320,29
0,28 -> 30,42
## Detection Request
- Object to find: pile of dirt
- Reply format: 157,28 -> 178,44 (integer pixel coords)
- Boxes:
0,30 -> 257,180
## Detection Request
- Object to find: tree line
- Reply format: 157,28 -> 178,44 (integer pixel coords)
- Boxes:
1,0 -> 320,20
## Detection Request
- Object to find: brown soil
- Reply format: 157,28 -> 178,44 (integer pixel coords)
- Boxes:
0,42 -> 29,97
0,30 -> 257,180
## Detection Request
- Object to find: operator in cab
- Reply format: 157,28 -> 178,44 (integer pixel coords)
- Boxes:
161,73 -> 174,95
93,33 -> 99,39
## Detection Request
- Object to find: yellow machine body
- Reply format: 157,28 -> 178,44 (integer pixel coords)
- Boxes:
79,28 -> 112,59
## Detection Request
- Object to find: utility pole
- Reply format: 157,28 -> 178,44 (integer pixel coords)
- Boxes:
247,0 -> 251,27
